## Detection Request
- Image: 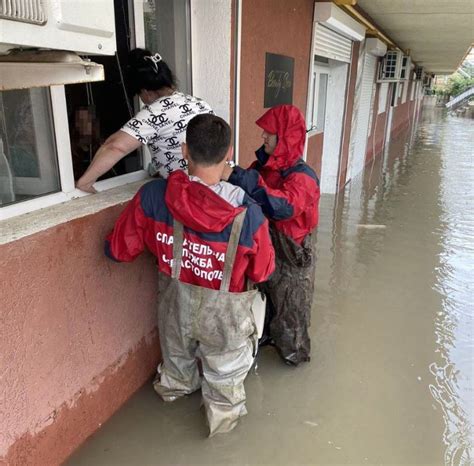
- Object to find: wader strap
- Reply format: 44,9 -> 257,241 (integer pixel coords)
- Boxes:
220,209 -> 247,292
172,219 -> 184,280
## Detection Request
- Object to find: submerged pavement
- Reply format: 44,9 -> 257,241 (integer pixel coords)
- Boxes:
68,107 -> 473,465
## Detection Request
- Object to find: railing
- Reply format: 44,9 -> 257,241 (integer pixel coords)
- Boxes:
445,86 -> 474,110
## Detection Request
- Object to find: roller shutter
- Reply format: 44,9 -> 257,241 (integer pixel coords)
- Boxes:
313,24 -> 352,63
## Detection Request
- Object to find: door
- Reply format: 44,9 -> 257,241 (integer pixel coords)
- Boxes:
305,20 -> 353,193
320,59 -> 348,194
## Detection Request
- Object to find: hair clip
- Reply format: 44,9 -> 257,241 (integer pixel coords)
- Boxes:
144,53 -> 162,73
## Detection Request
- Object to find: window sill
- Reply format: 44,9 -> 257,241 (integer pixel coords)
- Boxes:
307,129 -> 324,137
0,170 -> 148,221
0,177 -> 149,245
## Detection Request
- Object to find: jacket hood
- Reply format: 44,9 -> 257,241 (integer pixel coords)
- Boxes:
256,104 -> 306,170
165,170 -> 244,233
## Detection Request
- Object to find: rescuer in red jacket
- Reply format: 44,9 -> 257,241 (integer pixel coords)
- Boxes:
106,114 -> 275,435
223,104 -> 320,365
105,117 -> 275,292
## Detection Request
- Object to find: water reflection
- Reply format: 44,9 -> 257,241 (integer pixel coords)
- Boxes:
328,108 -> 474,465
429,113 -> 473,465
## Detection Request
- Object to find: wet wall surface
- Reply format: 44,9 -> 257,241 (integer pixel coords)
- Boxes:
67,108 -> 473,465
0,195 -> 159,465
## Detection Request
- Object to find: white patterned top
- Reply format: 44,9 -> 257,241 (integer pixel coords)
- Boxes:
121,92 -> 213,178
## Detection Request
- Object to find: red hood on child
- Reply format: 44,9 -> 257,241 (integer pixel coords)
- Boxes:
255,105 -> 306,171
165,170 -> 244,233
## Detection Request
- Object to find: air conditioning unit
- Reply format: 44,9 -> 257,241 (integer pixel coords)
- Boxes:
377,50 -> 403,82
400,55 -> 411,80
0,0 -> 115,90
414,66 -> 424,81
365,37 -> 387,57
423,73 -> 433,88
0,0 -> 116,55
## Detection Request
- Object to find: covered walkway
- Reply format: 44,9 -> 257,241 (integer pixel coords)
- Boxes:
67,107 -> 473,465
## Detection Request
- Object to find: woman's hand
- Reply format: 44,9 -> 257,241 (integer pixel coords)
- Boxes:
76,180 -> 97,194
221,163 -> 235,181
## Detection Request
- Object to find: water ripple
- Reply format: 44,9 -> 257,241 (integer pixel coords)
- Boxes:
430,113 -> 474,465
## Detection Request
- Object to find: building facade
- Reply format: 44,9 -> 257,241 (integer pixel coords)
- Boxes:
0,1 -> 456,464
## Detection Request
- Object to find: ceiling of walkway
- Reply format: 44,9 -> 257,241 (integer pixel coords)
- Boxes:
356,0 -> 473,74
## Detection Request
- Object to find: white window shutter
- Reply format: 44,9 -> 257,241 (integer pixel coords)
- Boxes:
313,24 -> 352,63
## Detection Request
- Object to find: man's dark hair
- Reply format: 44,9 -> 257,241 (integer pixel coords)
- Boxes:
186,114 -> 231,166
127,48 -> 176,96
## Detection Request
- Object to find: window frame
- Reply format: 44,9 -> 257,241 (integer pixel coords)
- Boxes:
1,0 -> 196,222
1,88 -> 59,197
0,2 -> 152,222
306,59 -> 330,136
0,85 -> 150,221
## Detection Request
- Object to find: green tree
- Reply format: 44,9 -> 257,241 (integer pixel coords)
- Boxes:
445,73 -> 474,97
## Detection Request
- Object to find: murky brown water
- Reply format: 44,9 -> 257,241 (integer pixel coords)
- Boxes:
68,108 -> 473,466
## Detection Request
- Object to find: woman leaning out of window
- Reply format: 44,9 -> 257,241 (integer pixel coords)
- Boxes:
75,48 -> 213,193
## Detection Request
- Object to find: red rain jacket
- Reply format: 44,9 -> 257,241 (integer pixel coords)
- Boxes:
229,105 -> 320,244
105,171 -> 275,292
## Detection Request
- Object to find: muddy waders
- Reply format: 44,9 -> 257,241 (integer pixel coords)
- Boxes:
260,226 -> 315,366
153,210 -> 259,436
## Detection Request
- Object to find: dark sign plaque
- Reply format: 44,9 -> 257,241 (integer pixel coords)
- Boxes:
264,53 -> 294,108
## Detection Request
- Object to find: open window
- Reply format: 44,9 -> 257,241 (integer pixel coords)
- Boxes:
64,0 -> 142,183
64,0 -> 194,183
142,0 -> 192,95
0,0 -> 193,220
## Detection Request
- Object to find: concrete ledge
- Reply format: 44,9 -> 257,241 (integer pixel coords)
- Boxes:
0,181 -> 148,246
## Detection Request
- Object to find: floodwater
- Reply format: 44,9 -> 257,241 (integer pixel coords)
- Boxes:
68,108 -> 473,466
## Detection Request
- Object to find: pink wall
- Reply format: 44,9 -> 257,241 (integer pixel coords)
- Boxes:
391,74 -> 417,137
366,73 -> 420,166
238,0 -> 314,168
1,204 -> 160,465
306,133 -> 324,179
392,100 -> 414,136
